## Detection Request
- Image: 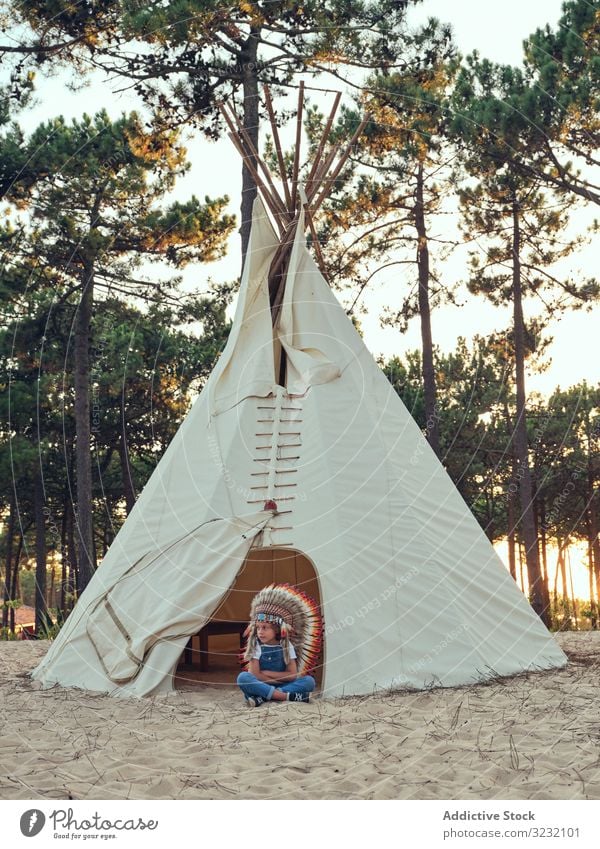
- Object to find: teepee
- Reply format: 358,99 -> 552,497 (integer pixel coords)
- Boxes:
32,85 -> 566,698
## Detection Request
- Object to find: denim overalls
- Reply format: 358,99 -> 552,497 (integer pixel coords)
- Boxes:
256,643 -> 287,673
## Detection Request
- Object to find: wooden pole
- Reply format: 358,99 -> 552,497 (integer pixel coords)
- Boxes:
221,86 -> 370,333
271,248 -> 294,327
268,211 -> 303,324
221,102 -> 290,224
221,102 -> 289,222
290,81 -> 304,212
305,91 -> 342,195
268,216 -> 299,297
225,130 -> 285,236
306,142 -> 341,205
310,114 -> 370,214
304,204 -> 329,281
263,84 -> 293,211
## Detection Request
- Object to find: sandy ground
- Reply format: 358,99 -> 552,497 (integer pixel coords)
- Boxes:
1,632 -> 599,800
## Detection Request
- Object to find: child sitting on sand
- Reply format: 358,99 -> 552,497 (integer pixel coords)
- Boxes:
237,583 -> 321,708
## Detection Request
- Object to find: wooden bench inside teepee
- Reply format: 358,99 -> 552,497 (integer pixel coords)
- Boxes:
182,622 -> 246,673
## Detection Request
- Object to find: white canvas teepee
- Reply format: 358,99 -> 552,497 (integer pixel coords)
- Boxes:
32,90 -> 566,698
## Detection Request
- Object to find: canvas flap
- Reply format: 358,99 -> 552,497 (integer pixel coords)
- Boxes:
210,198 -> 278,416
87,599 -> 143,684
85,514 -> 271,684
277,190 -> 346,394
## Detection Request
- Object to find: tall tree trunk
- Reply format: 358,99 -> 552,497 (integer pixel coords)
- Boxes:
558,543 -> 571,629
539,496 -> 549,604
587,528 -> 597,629
66,500 -> 77,604
595,546 -> 600,632
74,262 -> 95,592
239,29 -> 260,267
584,512 -> 597,628
511,198 -> 549,624
507,520 -> 517,581
104,519 -> 114,552
518,541 -> 526,594
2,497 -> 15,629
591,483 -> 600,629
568,548 -> 578,629
414,161 -> 440,459
33,469 -> 50,633
503,404 -> 518,582
92,524 -> 98,575
48,563 -> 56,611
119,420 -> 136,515
535,487 -> 550,617
588,457 -> 600,629
553,542 -> 560,607
507,463 -> 518,582
60,499 -> 68,616
8,532 -> 24,633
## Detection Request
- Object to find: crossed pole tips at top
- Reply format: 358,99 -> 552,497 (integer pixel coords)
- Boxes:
217,83 -> 370,323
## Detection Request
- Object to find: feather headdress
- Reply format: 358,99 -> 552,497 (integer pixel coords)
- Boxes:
243,583 -> 322,676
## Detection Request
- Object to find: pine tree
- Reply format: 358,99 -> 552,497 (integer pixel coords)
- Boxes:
2,110 -> 234,592
459,148 -> 597,624
0,271 -> 231,627
451,0 -> 600,205
1,0 -> 418,259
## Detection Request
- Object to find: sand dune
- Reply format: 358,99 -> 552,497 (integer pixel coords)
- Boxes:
1,632 -> 599,800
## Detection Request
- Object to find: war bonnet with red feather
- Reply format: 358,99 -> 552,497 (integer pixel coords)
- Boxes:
243,583 -> 322,676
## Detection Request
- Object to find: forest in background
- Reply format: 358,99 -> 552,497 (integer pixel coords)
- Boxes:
0,0 -> 598,635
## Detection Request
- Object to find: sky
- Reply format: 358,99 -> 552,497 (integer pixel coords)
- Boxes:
5,0 -> 597,402
409,0 -> 563,65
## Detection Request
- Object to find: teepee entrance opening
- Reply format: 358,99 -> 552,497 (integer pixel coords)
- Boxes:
176,547 -> 323,690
